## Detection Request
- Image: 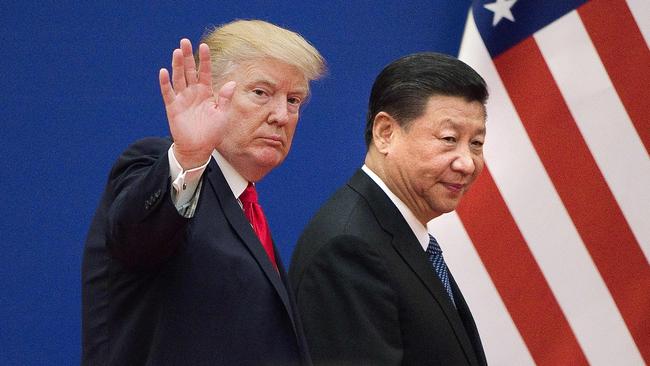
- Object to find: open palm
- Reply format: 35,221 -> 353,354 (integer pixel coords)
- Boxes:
159,39 -> 235,169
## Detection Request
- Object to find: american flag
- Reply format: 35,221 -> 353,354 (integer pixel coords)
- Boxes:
428,0 -> 650,364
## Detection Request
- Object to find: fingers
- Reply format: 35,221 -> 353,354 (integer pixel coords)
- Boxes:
218,81 -> 236,101
180,38 -> 198,84
215,81 -> 236,111
197,43 -> 212,86
160,38 -> 210,108
159,68 -> 175,106
169,38 -> 199,93
171,48 -> 186,92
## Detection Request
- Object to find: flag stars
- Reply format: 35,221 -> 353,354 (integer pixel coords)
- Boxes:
484,0 -> 518,26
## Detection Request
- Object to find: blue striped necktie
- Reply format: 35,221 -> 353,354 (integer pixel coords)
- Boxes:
426,234 -> 456,307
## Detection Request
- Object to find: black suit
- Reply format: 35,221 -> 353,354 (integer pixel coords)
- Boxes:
290,169 -> 487,366
82,137 -> 311,366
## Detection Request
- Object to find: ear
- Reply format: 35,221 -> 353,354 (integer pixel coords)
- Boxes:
372,112 -> 399,155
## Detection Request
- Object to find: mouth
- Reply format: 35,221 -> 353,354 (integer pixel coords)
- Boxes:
442,183 -> 465,193
258,134 -> 284,147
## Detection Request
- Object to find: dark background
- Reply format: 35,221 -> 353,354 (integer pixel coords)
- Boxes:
0,2 -> 471,364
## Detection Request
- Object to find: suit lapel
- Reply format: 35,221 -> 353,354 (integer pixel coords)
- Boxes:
348,169 -> 481,366
276,250 -> 313,364
450,273 -> 487,366
204,161 -> 295,325
390,222 -> 481,366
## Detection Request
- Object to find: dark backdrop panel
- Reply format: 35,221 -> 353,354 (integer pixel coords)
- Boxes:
0,1 -> 470,364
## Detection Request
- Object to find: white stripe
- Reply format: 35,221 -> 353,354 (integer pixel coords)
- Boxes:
428,211 -> 535,366
458,11 -> 644,365
536,10 -> 650,264
626,0 -> 650,47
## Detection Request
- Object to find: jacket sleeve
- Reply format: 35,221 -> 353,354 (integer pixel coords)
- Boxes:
294,234 -> 403,366
105,137 -> 191,268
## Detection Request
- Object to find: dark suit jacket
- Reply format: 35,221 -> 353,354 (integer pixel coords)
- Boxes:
289,169 -> 487,366
82,137 -> 311,366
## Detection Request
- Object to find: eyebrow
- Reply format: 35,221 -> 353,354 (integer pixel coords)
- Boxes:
439,119 -> 486,135
248,78 -> 276,88
247,78 -> 309,97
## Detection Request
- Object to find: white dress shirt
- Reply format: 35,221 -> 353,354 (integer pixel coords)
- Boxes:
168,144 -> 247,217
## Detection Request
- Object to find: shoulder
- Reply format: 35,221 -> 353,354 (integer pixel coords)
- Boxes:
108,137 -> 172,178
294,232 -> 392,282
291,187 -> 393,284
312,181 -> 379,227
118,136 -> 173,160
296,184 -> 384,253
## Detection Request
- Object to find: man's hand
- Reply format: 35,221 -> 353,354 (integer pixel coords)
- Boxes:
159,39 -> 236,170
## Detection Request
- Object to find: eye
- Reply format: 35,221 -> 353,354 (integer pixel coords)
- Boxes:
288,97 -> 302,106
253,89 -> 267,96
471,139 -> 484,148
442,136 -> 457,143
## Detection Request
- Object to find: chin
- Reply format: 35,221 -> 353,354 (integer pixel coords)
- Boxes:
429,201 -> 460,216
254,153 -> 286,171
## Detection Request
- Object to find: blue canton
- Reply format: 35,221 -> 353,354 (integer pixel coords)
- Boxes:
471,0 -> 588,57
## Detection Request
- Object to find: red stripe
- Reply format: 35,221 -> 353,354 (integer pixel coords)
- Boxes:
494,37 -> 650,363
578,0 -> 650,154
457,169 -> 588,365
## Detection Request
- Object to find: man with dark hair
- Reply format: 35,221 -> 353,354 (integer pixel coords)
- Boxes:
290,52 -> 489,366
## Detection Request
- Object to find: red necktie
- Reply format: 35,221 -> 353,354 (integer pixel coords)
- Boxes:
239,183 -> 278,269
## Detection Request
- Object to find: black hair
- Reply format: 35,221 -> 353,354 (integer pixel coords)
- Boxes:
365,52 -> 488,148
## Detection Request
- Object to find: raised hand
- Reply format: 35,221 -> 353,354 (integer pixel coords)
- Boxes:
159,39 -> 236,170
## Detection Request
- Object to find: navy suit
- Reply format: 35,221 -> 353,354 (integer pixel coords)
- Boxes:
82,137 -> 311,366
290,169 -> 487,366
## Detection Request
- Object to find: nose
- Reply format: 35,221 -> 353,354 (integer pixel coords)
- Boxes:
451,147 -> 476,175
268,98 -> 290,126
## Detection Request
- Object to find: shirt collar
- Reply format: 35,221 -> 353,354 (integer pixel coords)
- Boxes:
361,165 -> 430,251
212,150 -> 248,199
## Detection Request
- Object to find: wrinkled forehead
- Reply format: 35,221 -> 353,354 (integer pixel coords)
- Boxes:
426,94 -> 487,117
216,58 -> 310,95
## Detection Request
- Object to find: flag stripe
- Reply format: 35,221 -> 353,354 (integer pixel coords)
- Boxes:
459,12 -> 643,364
533,12 -> 647,363
625,0 -> 650,47
578,0 -> 650,154
456,169 -> 589,365
428,212 -> 535,366
534,10 -> 650,267
494,36 -> 650,364
458,3 -> 649,364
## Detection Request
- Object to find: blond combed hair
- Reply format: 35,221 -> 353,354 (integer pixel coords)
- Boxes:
200,19 -> 326,86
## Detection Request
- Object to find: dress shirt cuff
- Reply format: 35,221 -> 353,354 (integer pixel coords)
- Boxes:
168,144 -> 209,209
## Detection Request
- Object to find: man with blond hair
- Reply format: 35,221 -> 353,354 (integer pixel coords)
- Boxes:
82,20 -> 325,366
